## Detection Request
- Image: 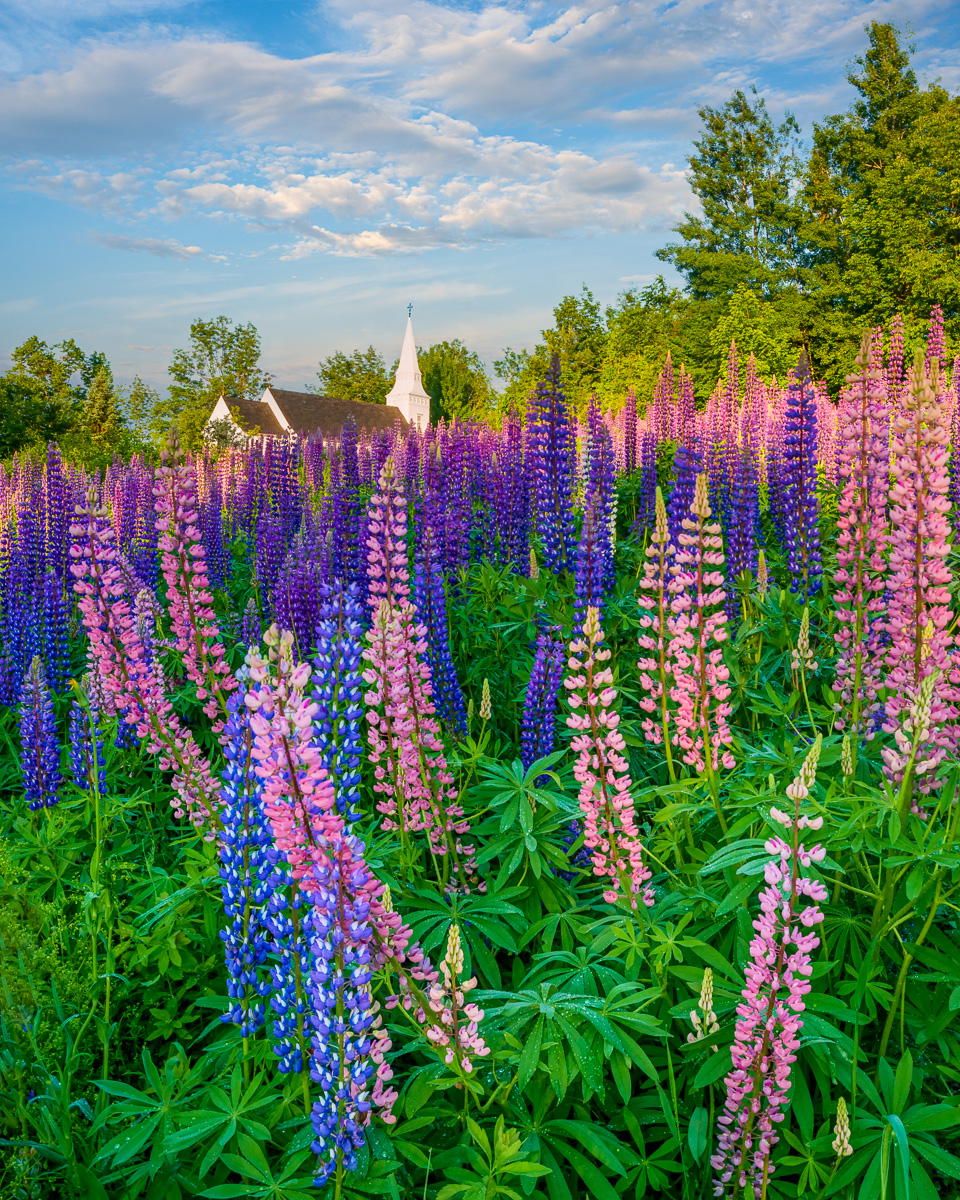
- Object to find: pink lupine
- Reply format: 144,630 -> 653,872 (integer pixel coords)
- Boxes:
245,626 -> 343,882
833,336 -> 890,736
366,457 -> 411,614
882,358 -> 958,791
565,606 -> 653,910
666,473 -> 735,775
69,490 -> 220,829
422,924 -> 489,1073
712,738 -> 827,1197
636,487 -> 676,777
154,429 -> 237,725
362,600 -> 480,890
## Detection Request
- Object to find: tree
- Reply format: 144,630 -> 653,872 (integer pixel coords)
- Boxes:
0,376 -> 74,458
153,316 -> 272,451
8,335 -> 87,406
119,377 -> 160,442
315,346 -> 390,405
800,21 -> 960,382
418,340 -> 494,424
597,278 -> 692,405
657,88 -> 804,300
709,285 -> 800,382
68,367 -> 132,467
494,287 -> 607,414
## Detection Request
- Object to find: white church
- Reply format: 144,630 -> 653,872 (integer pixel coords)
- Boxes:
206,311 -> 431,440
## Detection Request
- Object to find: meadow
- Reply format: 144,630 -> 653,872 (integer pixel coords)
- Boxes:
3,312 -> 960,1200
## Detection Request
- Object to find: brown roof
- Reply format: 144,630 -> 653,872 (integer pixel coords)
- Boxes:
265,388 -> 407,436
218,396 -> 285,436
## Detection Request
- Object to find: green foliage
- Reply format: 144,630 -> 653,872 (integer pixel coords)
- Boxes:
154,317 -> 272,452
0,376 -> 75,457
315,346 -> 390,406
708,284 -> 799,382
656,86 -> 803,301
418,341 -> 494,425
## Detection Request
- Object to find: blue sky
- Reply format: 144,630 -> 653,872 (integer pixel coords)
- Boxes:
1,0 -> 958,393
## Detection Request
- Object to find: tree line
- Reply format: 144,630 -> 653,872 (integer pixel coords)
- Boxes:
3,20 -> 955,461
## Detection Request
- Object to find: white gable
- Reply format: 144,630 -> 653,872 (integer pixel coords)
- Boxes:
385,314 -> 431,431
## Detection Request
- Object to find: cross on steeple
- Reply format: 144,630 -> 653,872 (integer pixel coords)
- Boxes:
407,302 -> 413,318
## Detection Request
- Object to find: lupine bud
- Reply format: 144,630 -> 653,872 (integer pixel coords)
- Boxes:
832,1097 -> 852,1158
480,678 -> 491,722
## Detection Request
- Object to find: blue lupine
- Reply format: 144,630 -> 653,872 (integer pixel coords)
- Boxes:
585,396 -> 616,593
666,438 -> 703,552
41,574 -> 71,694
412,518 -> 466,736
241,597 -> 261,650
303,834 -> 378,1186
782,363 -> 822,599
726,442 -> 763,624
19,656 -> 61,811
218,693 -> 276,1037
527,356 -> 577,574
573,496 -> 607,632
520,625 -> 565,772
313,582 -> 366,821
69,699 -> 106,793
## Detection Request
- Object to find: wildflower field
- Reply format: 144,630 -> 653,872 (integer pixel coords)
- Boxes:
4,312 -> 960,1200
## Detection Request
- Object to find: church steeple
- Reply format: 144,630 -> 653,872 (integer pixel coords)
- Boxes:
385,308 -> 430,431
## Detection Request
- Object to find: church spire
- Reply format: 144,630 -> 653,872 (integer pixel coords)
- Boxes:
385,308 -> 431,431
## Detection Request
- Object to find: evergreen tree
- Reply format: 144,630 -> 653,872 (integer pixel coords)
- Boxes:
801,21 -> 960,381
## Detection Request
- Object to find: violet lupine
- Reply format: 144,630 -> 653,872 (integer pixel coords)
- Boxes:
412,519 -> 466,737
564,606 -> 653,910
303,833 -> 386,1186
573,496 -> 606,633
40,573 -> 71,695
218,691 -> 276,1037
667,474 -> 735,776
154,429 -> 237,725
68,696 -> 106,794
520,625 -> 565,773
882,357 -> 958,791
636,488 -> 676,776
241,598 -> 261,649
527,356 -> 577,574
712,738 -> 827,1197
313,582 -> 366,822
666,439 -> 702,553
70,489 -> 220,829
780,364 -> 822,599
832,337 -> 891,737
19,655 -> 61,811
585,395 -> 617,592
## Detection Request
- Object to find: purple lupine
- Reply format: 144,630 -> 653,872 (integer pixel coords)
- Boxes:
527,356 -> 577,574
332,417 -> 364,590
666,438 -> 703,552
241,598 -> 261,650
313,581 -> 366,820
781,360 -> 822,599
574,496 -> 607,633
622,390 -> 638,475
926,304 -> 945,379
500,409 -> 530,571
41,573 -> 71,694
586,395 -> 616,593
69,697 -> 107,793
202,474 -> 228,590
256,508 -> 287,618
727,444 -> 762,587
42,443 -> 68,579
520,625 -> 565,771
19,656 -> 61,811
413,498 -> 466,735
303,834 -> 379,1187
272,525 -> 327,661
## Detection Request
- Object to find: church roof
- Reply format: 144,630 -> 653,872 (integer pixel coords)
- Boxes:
218,396 -> 285,436
265,388 -> 406,436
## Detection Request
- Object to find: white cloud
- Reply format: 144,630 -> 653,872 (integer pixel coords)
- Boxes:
92,232 -> 205,258
0,0 -> 954,263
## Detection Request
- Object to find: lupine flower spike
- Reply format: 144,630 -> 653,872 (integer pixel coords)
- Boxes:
565,607 -> 653,909
687,967 -> 719,1051
712,736 -> 827,1196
